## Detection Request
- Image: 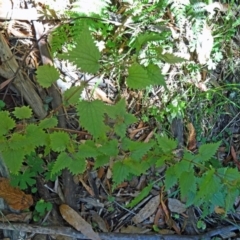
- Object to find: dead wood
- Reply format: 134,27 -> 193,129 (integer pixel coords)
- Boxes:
0,222 -> 238,240
0,32 -> 47,119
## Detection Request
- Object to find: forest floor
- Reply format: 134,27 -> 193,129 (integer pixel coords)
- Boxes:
0,0 -> 240,240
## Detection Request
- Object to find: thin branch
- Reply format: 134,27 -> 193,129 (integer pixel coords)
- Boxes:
0,223 -> 238,240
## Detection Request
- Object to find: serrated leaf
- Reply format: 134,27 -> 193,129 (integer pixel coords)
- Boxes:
156,135 -> 178,153
112,160 -> 131,188
77,100 -> 108,139
39,117 -> 58,129
13,106 -> 32,119
126,63 -> 152,89
98,139 -> 118,156
197,141 -> 221,162
0,111 -> 15,136
50,131 -> 70,152
2,148 -> 25,173
8,133 -> 27,150
121,138 -> 154,161
165,165 -> 178,190
52,152 -> 72,175
134,32 -> 166,52
174,160 -> 191,178
60,26 -> 100,73
127,184 -> 153,208
196,169 -> 221,200
25,124 -> 47,148
36,65 -> 60,88
94,155 -> 110,169
123,158 -> 147,176
146,64 -> 166,88
179,171 -> 196,199
63,85 -> 83,106
68,151 -> 87,175
78,140 -> 99,158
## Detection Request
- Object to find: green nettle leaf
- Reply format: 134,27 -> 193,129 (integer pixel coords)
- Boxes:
179,170 -> 196,199
13,106 -> 32,119
219,167 -> 240,183
36,65 -> 60,88
0,111 -> 15,136
196,169 -> 222,202
122,138 -> 155,161
156,135 -> 178,153
78,140 -> 99,158
197,141 -> 221,162
50,131 -> 70,152
126,63 -> 152,89
94,155 -> 110,169
77,100 -> 108,139
123,158 -> 147,176
63,85 -> 83,106
2,148 -> 25,173
68,151 -> 87,175
60,26 -> 100,73
174,160 -> 191,178
52,152 -> 72,175
165,165 -> 178,190
127,183 -> 153,208
8,133 -> 27,150
134,32 -> 166,52
39,117 -> 58,129
98,139 -> 118,156
25,124 -> 47,148
112,160 -> 131,188
146,64 -> 166,88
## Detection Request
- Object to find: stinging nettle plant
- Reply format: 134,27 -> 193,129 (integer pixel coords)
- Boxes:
0,0 -> 240,217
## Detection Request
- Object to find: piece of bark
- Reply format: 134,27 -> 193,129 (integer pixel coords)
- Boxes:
0,32 -> 47,119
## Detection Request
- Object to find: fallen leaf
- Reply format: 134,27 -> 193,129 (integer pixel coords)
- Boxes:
0,178 -> 33,210
120,225 -> 150,234
59,204 -> 101,240
231,146 -> 240,170
78,175 -> 94,197
91,211 -> 108,232
0,212 -> 32,222
214,206 -> 225,215
187,123 -> 197,151
168,198 -> 186,214
132,195 -> 160,224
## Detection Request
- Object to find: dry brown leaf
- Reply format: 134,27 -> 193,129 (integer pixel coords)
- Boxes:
168,198 -> 186,214
59,204 -> 101,240
132,195 -> 160,224
91,87 -> 113,104
120,225 -> 150,234
78,175 -> 94,197
231,146 -> 240,170
0,178 -> 33,210
0,212 -> 32,222
187,123 -> 197,151
214,206 -> 225,215
91,211 -> 108,232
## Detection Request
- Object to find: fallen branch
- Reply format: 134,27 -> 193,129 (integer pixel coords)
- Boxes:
0,223 -> 238,240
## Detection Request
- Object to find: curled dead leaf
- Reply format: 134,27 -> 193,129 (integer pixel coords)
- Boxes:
0,178 -> 33,210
